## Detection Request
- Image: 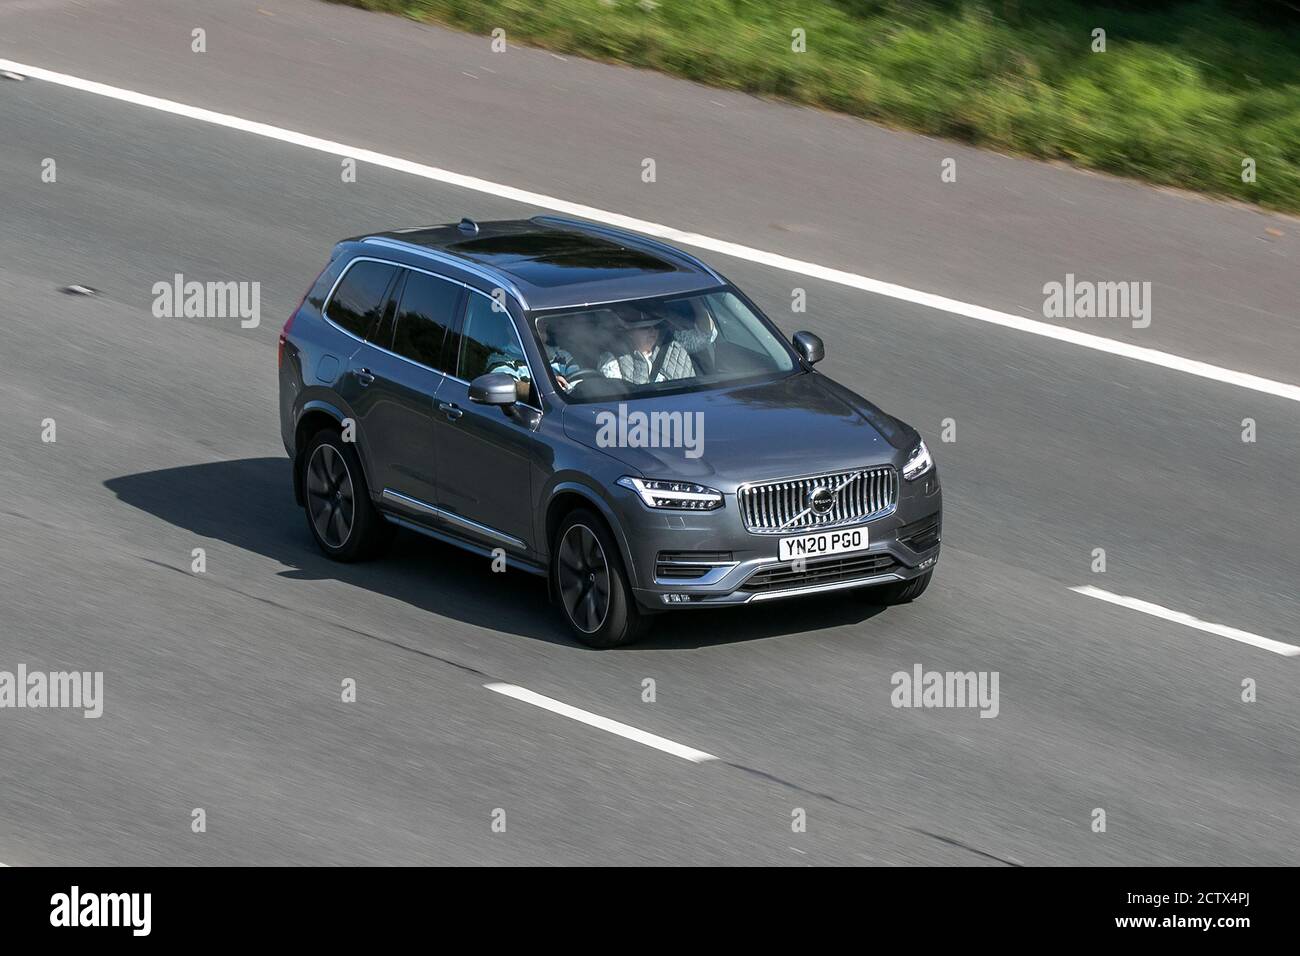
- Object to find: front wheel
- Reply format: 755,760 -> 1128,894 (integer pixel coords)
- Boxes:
552,510 -> 650,648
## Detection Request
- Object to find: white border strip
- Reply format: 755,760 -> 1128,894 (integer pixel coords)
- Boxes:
4,57 -> 1299,404
1071,585 -> 1300,657
485,682 -> 718,762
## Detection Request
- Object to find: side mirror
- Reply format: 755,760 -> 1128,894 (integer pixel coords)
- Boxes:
793,330 -> 824,365
468,372 -> 519,406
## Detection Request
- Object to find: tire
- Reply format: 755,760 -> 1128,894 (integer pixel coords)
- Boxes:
551,509 -> 650,648
856,569 -> 932,606
300,428 -> 392,562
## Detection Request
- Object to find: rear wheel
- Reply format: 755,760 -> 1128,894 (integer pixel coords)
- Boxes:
552,510 -> 650,648
301,429 -> 391,562
856,570 -> 932,605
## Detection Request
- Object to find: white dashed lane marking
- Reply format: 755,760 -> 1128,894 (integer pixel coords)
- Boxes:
485,683 -> 718,762
1071,586 -> 1300,657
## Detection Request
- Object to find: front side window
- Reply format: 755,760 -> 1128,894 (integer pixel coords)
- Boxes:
529,289 -> 796,403
391,270 -> 462,372
458,293 -> 536,405
325,259 -> 398,340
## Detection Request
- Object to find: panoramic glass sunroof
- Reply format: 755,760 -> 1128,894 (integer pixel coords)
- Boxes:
448,232 -> 678,286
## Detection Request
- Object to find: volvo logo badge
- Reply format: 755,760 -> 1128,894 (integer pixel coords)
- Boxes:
808,486 -> 835,516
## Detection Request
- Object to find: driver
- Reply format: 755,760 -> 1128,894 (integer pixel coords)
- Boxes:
598,311 -> 695,384
536,315 -> 582,392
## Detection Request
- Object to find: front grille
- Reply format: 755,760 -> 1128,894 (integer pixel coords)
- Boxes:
655,551 -> 734,580
738,466 -> 897,534
740,552 -> 898,593
897,513 -> 941,552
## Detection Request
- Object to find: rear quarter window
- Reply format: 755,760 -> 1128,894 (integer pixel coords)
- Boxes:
325,259 -> 398,340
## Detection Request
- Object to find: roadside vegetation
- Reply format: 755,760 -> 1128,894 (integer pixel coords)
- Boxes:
335,0 -> 1300,213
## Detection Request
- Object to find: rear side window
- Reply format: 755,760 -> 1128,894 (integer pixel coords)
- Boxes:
325,260 -> 398,340
391,270 -> 463,372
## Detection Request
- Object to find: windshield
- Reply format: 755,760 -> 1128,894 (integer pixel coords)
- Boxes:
528,289 -> 796,403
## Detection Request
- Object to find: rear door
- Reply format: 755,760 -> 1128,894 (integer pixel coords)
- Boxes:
342,265 -> 464,514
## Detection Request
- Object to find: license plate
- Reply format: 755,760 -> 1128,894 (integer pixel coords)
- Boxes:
778,526 -> 869,561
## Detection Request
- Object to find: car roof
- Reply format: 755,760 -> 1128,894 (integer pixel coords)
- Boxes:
349,217 -> 726,311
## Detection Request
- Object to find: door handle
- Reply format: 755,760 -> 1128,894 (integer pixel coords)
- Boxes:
435,399 -> 463,421
355,368 -> 375,387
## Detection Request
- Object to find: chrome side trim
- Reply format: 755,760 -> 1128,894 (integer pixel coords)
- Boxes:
653,562 -> 739,587
360,237 -> 531,310
384,515 -> 546,576
320,256 -> 542,413
744,572 -> 902,602
320,255 -> 469,367
381,488 -> 527,549
656,557 -> 736,566
381,487 -> 440,517
437,507 -> 527,549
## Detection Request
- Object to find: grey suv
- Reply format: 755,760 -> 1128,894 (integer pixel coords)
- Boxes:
279,217 -> 941,646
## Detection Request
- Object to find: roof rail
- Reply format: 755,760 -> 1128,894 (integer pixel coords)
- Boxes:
530,216 -> 724,282
360,236 -> 530,310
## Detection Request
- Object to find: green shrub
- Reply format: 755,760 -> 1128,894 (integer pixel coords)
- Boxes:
331,0 -> 1300,211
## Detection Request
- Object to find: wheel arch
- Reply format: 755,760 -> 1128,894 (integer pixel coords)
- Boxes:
543,482 -> 638,596
293,400 -> 353,506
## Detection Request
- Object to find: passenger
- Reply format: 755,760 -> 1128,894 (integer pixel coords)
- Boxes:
669,314 -> 717,374
598,314 -> 695,384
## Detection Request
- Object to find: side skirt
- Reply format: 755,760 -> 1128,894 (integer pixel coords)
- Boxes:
381,513 -> 548,577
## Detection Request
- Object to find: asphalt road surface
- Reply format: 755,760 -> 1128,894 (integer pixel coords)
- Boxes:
0,0 -> 1297,866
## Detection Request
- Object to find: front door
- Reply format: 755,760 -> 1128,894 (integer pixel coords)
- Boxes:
431,291 -> 542,556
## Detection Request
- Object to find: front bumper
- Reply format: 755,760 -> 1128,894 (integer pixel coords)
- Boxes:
619,470 -> 943,611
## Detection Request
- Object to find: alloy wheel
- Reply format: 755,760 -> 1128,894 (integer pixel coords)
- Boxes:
305,443 -> 355,549
557,524 -> 610,634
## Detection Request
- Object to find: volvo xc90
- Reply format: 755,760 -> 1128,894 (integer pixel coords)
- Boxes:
278,217 -> 941,646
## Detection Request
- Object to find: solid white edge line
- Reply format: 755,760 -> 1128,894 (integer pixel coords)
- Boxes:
1070,585 -> 1300,657
4,56 -> 1300,405
484,682 -> 718,762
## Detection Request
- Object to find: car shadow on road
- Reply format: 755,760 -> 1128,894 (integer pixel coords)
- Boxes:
105,457 -> 888,650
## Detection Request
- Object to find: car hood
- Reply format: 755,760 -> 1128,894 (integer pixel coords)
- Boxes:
561,372 -> 916,490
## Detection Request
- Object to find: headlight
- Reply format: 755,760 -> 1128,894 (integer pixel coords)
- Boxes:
617,476 -> 723,511
902,439 -> 933,481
